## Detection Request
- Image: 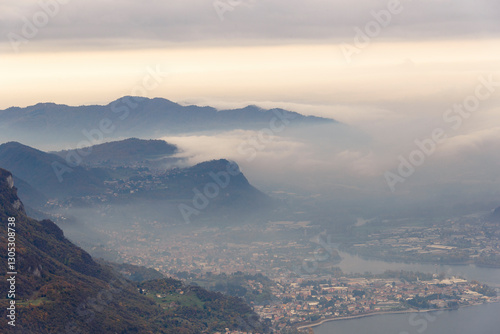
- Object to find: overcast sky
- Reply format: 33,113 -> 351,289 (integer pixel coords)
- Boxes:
1,0 -> 499,114
1,0 -> 500,45
2,1 -> 500,202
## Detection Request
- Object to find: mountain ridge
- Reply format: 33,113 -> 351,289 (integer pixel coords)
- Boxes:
0,141 -> 109,199
0,140 -> 272,226
53,138 -> 179,168
0,96 -> 336,145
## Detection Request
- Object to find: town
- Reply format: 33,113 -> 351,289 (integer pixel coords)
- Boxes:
41,166 -> 500,332
341,214 -> 500,268
68,216 -> 498,333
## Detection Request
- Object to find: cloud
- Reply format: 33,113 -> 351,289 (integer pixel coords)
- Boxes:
161,130 -> 306,166
1,0 -> 499,50
156,104 -> 500,203
439,127 -> 500,156
160,124 -> 388,194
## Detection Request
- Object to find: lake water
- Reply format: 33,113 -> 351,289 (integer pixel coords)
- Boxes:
313,250 -> 500,334
314,302 -> 500,334
336,251 -> 500,287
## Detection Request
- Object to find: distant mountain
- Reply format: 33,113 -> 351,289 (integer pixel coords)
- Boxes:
0,168 -> 268,333
62,158 -> 273,226
54,138 -> 179,168
0,141 -> 272,225
0,142 -> 109,199
0,96 -> 336,145
159,159 -> 272,223
145,159 -> 266,201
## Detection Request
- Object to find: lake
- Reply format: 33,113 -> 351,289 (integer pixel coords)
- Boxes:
336,250 -> 500,287
313,250 -> 500,334
313,302 -> 500,334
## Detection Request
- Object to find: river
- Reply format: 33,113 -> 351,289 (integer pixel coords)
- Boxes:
313,250 -> 500,334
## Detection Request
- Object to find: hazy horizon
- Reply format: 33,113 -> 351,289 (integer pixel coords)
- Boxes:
1,2 -> 500,333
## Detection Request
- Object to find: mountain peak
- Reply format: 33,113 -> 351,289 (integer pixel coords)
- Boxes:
33,102 -> 59,107
1,141 -> 26,148
0,142 -> 43,156
108,95 -> 179,107
187,159 -> 241,174
242,104 -> 264,111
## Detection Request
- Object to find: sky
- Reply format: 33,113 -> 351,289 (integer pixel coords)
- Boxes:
2,0 -> 500,207
1,0 -> 499,121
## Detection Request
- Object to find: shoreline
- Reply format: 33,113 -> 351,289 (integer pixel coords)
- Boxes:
339,249 -> 500,269
295,300 -> 500,330
296,309 -> 431,330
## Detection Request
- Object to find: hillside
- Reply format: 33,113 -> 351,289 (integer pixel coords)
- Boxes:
0,142 -> 108,199
52,158 -> 273,233
54,138 -> 179,168
115,159 -> 273,224
0,168 -> 267,333
142,159 -> 266,202
0,141 -> 272,226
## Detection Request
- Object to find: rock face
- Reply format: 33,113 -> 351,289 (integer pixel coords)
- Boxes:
0,168 -> 118,334
6,175 -> 14,189
0,168 -> 25,215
